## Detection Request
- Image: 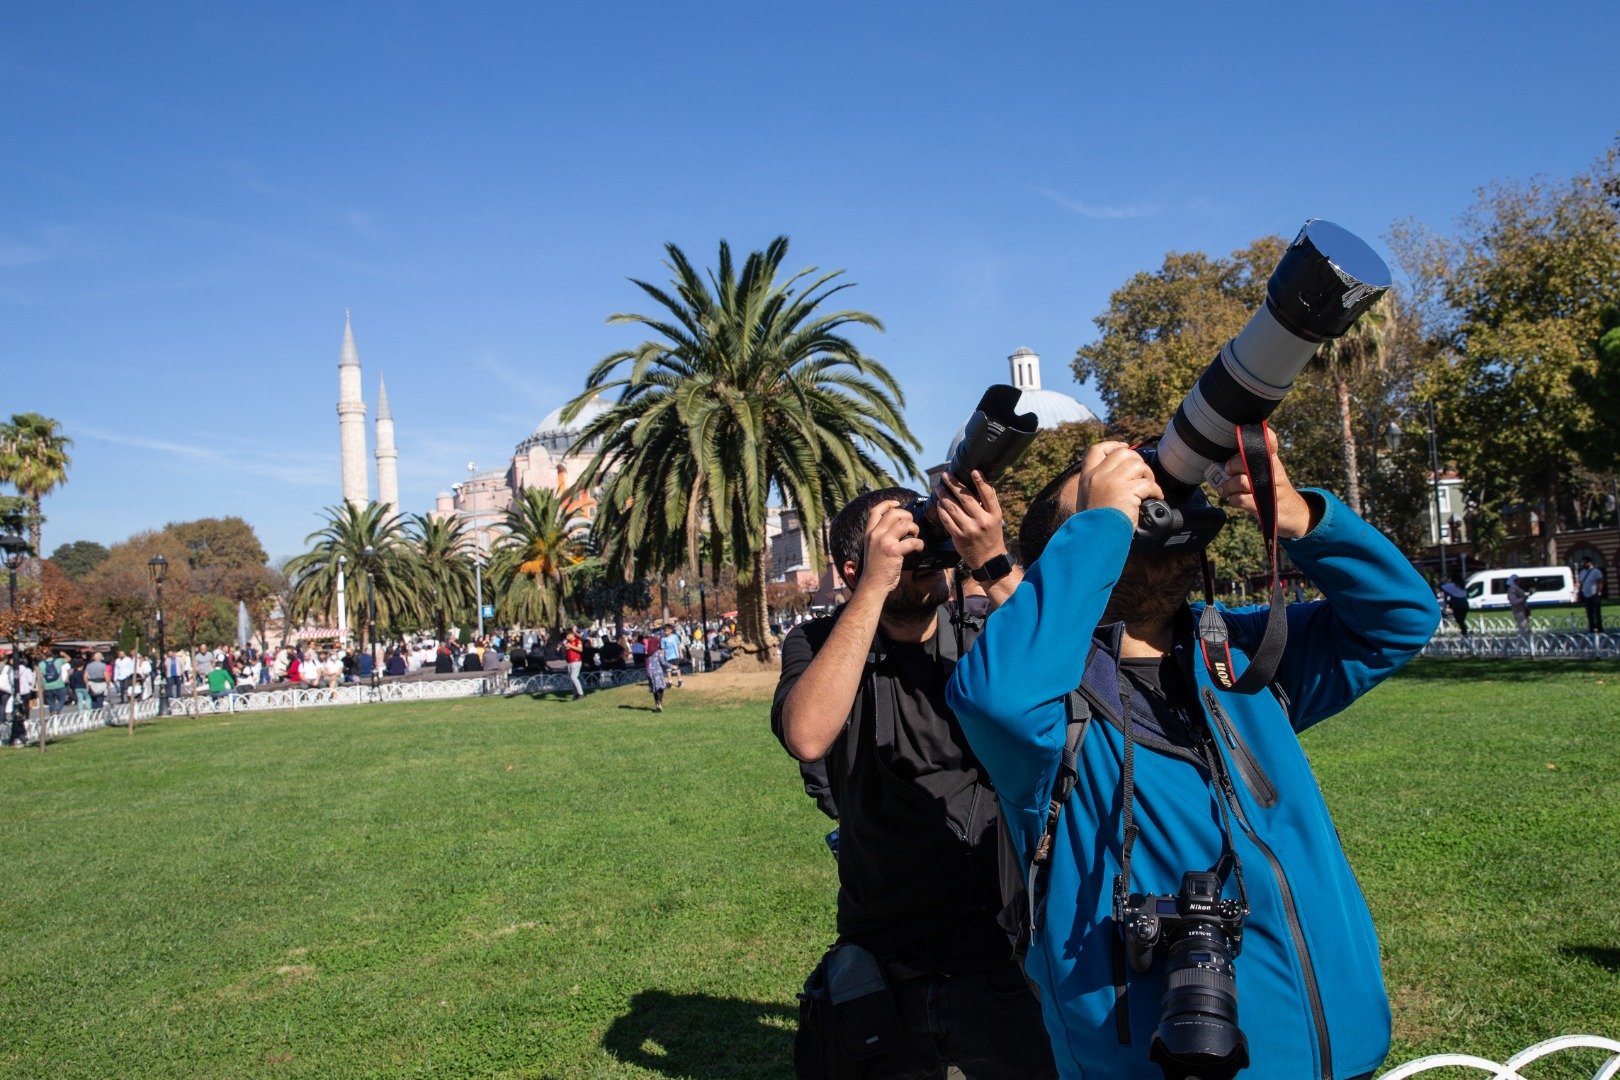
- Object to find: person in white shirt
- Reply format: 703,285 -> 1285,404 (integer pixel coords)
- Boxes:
113,651 -> 136,701
321,653 -> 343,688
133,653 -> 153,699
11,659 -> 37,745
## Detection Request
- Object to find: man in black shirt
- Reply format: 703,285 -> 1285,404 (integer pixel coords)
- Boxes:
773,474 -> 1057,1079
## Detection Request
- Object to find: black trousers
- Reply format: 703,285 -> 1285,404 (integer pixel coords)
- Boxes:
1585,595 -> 1604,634
846,962 -> 1057,1079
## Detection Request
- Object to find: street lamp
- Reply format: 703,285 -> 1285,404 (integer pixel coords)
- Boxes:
336,554 -> 349,647
1383,420 -> 1402,453
697,579 -> 711,672
148,554 -> 168,716
467,461 -> 485,639
1425,401 -> 1449,583
362,545 -> 380,690
1,534 -> 26,743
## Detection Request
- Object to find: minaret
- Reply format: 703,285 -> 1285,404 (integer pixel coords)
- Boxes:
1009,346 -> 1042,391
337,310 -> 369,508
375,374 -> 399,515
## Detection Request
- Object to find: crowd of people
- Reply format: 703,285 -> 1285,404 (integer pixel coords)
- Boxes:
0,614 -> 740,744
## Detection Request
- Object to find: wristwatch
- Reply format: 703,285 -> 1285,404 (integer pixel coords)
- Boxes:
969,553 -> 1015,584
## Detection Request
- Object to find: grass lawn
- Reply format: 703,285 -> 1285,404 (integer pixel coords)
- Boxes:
2,662 -> 1618,1078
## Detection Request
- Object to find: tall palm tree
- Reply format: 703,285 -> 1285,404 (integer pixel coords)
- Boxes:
284,502 -> 417,647
407,513 -> 478,642
0,413 -> 73,575
489,487 -> 588,629
1312,292 -> 1397,515
563,237 -> 919,663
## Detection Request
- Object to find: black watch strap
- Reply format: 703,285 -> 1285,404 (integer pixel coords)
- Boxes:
970,553 -> 1014,583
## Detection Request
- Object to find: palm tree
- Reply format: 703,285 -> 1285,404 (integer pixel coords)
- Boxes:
407,513 -> 478,642
489,487 -> 588,629
284,502 -> 417,647
1312,292 -> 1397,516
0,413 -> 73,574
563,237 -> 919,663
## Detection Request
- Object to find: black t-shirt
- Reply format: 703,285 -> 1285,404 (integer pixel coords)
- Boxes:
1117,654 -> 1203,753
772,613 -> 1008,974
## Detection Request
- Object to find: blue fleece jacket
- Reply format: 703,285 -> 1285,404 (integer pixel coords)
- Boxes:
947,491 -> 1440,1080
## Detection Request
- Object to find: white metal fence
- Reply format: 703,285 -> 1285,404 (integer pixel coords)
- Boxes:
1379,1034 -> 1620,1078
1422,628 -> 1620,660
7,666 -> 652,746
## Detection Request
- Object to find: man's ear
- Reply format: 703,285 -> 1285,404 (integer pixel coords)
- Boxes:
839,559 -> 861,590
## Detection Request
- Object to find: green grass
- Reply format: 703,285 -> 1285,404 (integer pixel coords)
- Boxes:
2,663 -> 1618,1078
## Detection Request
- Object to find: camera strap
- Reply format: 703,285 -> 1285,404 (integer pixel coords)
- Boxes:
1110,677 -> 1249,1046
1197,421 -> 1288,695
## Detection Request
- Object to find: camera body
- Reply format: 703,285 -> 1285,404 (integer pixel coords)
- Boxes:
1131,448 -> 1229,555
1118,870 -> 1250,1078
903,385 -> 1039,573
1119,870 -> 1246,973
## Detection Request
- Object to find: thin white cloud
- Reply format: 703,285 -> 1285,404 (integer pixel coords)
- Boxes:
345,210 -> 383,241
1035,188 -> 1160,220
71,422 -> 331,487
0,225 -> 91,268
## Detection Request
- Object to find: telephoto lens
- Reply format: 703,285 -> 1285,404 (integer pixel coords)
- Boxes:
1151,219 -> 1391,502
1149,923 -> 1249,1079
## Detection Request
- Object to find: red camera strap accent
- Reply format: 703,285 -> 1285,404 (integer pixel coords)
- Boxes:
1198,422 -> 1288,694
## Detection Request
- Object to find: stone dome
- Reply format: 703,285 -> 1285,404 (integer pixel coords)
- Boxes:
534,394 -> 612,437
520,395 -> 612,456
1017,388 -> 1097,428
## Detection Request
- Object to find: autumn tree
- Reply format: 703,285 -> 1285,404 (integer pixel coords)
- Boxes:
1393,148 -> 1620,562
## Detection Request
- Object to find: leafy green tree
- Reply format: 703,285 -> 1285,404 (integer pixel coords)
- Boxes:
408,513 -> 477,641
1398,151 -> 1620,563
1073,239 -> 1285,435
489,487 -> 588,629
565,237 -> 920,663
571,559 -> 652,637
1072,235 -> 1430,548
0,412 -> 73,573
51,540 -> 110,580
284,503 -> 417,647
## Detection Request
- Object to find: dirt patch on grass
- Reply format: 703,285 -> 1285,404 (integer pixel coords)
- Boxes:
680,669 -> 780,696
1390,983 -> 1448,1045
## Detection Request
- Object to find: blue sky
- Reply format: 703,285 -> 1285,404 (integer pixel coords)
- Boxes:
4,1 -> 1615,559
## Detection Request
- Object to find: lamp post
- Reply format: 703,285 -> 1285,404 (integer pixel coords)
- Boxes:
697,579 -> 711,672
1425,400 -> 1449,583
468,461 -> 485,639
362,545 -> 380,691
1372,420 -> 1403,531
148,554 -> 168,717
336,554 -> 348,647
1,534 -> 26,745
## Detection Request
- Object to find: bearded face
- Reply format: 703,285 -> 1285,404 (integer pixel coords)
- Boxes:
1102,551 -> 1201,630
883,568 -> 952,623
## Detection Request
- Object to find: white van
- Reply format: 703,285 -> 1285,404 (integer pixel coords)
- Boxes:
1464,566 -> 1577,609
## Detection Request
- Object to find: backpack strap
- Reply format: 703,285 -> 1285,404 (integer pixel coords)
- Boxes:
1027,688 -> 1092,935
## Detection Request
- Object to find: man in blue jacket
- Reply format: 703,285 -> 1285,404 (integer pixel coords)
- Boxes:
947,433 -> 1439,1080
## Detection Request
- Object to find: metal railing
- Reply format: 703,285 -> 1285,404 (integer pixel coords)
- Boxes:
1379,1034 -> 1620,1079
7,666 -> 653,746
1422,628 -> 1620,660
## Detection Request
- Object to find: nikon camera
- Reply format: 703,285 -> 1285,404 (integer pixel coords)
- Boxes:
1118,871 -> 1250,1079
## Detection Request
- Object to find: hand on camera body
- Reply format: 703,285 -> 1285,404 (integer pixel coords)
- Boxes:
931,470 -> 1009,571
1076,442 -> 1163,521
1208,427 -> 1319,540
